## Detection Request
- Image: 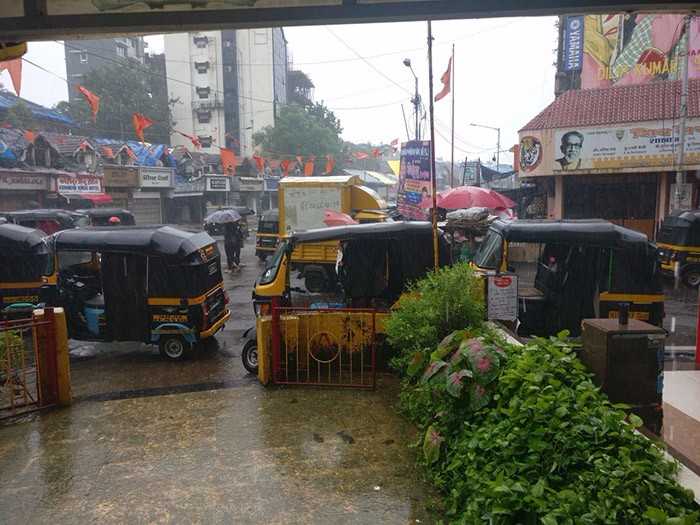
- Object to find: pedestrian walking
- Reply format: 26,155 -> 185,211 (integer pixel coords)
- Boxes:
224,221 -> 243,272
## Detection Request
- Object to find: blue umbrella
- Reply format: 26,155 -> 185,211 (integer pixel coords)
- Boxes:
205,209 -> 242,224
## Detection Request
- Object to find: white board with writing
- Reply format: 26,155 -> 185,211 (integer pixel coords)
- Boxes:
283,187 -> 342,233
487,274 -> 518,322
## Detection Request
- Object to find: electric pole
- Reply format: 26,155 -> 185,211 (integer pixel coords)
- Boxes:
675,14 -> 692,211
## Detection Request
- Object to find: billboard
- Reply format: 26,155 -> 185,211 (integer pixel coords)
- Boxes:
581,14 -> 700,90
397,140 -> 431,220
563,16 -> 584,72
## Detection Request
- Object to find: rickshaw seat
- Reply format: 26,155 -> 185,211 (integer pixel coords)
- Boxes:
518,286 -> 545,300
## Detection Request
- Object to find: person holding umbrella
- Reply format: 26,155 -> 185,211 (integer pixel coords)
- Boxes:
224,220 -> 243,272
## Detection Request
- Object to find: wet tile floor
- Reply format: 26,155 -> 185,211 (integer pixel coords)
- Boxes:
0,376 -> 438,524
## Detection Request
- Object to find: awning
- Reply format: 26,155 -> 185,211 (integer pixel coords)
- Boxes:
172,192 -> 203,198
61,192 -> 113,205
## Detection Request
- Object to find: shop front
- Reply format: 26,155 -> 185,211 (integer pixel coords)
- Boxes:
135,166 -> 174,224
51,174 -> 111,209
169,176 -> 206,225
238,176 -> 264,214
519,93 -> 700,239
0,170 -> 50,211
263,176 -> 279,211
204,175 -> 231,214
103,164 -> 139,209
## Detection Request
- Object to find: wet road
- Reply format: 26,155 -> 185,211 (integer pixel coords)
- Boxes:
0,238 -> 438,524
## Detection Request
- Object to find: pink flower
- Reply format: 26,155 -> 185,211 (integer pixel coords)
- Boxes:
476,356 -> 492,373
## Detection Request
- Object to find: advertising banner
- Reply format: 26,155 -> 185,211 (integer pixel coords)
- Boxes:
56,176 -> 102,193
283,186 -> 341,233
103,165 -> 138,188
487,274 -> 518,322
563,16 -> 584,72
397,140 -> 431,220
581,14 -> 700,90
552,120 -> 700,173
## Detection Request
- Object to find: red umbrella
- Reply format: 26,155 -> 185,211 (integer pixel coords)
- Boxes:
323,209 -> 358,227
421,186 -> 515,210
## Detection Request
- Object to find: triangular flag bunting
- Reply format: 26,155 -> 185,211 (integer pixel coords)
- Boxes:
434,57 -> 452,102
132,113 -> 153,142
220,147 -> 237,175
0,59 -> 22,96
76,85 -> 100,121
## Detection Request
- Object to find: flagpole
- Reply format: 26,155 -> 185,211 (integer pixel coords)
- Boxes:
450,43 -> 455,189
427,21 -> 439,271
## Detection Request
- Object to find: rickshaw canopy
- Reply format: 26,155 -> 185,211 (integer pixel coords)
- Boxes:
0,223 -> 51,254
290,221 -> 435,245
3,209 -> 83,230
52,226 -> 215,258
489,219 -> 651,248
76,208 -> 136,225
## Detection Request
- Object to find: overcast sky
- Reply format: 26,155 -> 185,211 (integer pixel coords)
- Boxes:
3,17 -> 557,165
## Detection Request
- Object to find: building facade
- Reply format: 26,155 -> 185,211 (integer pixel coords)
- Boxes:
64,37 -> 146,102
164,29 -> 288,158
518,80 -> 700,239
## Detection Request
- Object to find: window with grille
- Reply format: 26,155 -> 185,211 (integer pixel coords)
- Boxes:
194,61 -> 210,73
197,110 -> 211,123
193,36 -> 209,48
196,86 -> 211,99
198,136 -> 213,148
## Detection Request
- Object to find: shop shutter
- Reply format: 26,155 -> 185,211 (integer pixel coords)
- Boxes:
129,194 -> 162,225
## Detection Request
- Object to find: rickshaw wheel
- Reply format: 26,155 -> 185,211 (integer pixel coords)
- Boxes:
242,340 -> 258,374
683,268 -> 700,288
159,336 -> 191,361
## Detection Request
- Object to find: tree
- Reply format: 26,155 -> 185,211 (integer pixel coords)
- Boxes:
253,102 -> 343,163
4,99 -> 35,129
53,59 -> 174,144
287,70 -> 314,106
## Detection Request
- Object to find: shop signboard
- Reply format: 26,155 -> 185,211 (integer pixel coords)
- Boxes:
397,140 -> 431,220
283,186 -> 341,233
487,274 -> 518,322
56,176 -> 102,193
103,165 -> 139,187
239,177 -> 264,192
205,176 -> 230,192
0,171 -> 48,191
139,167 -> 173,188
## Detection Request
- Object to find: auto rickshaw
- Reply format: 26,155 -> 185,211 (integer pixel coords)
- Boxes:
242,221 -> 449,383
0,224 -> 55,311
657,209 -> 700,287
76,208 -> 136,226
255,208 -> 279,261
3,209 -> 87,234
472,219 -> 664,337
50,226 -> 231,360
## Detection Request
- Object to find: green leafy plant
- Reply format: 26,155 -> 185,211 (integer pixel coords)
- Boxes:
385,263 -> 484,374
398,330 -> 699,523
0,330 -> 24,371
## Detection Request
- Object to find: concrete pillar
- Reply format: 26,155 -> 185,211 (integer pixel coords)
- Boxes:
53,308 -> 72,406
547,175 -> 564,219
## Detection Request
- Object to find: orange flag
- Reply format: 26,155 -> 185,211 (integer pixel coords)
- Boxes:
23,130 -> 35,143
253,155 -> 265,172
76,85 -> 100,121
280,159 -> 291,177
177,131 -> 201,149
353,151 -> 369,160
0,59 -> 22,95
304,159 -> 314,176
434,57 -> 452,102
325,155 -> 335,174
371,148 -> 381,158
132,113 -> 153,142
220,148 -> 237,175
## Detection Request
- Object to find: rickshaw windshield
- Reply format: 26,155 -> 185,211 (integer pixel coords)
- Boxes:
658,217 -> 690,245
259,240 -> 287,285
474,231 -> 503,269
0,250 -> 53,281
148,248 -> 223,297
258,220 -> 278,234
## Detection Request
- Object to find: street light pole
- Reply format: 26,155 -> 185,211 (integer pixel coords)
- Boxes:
403,58 -> 421,141
470,122 -> 501,171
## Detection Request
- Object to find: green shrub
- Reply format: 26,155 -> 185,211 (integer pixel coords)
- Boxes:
0,330 -> 24,370
385,263 -> 484,373
401,330 -> 699,523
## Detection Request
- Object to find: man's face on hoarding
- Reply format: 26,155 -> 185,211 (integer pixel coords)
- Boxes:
561,133 -> 583,162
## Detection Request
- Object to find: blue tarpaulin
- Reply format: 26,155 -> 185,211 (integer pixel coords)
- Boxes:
0,92 -> 74,126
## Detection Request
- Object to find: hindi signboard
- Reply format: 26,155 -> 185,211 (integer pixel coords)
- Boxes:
397,140 -> 431,220
487,274 -> 518,322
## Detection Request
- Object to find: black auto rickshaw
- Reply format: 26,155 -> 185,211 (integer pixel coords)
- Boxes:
0,224 -> 55,311
76,208 -> 136,226
51,226 -> 231,360
3,209 -> 87,234
657,209 -> 700,287
242,221 -> 449,381
255,208 -> 279,261
472,219 -> 664,337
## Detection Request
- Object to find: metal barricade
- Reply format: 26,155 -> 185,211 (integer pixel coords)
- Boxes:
271,306 -> 377,389
0,310 -> 57,418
